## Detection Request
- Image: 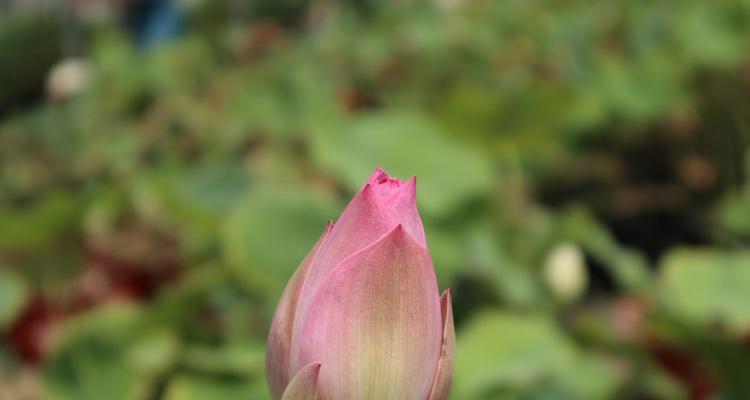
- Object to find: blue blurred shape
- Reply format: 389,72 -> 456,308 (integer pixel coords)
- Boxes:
125,0 -> 184,48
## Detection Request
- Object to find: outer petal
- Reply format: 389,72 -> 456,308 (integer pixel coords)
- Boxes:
428,290 -> 455,400
291,169 -> 426,374
281,362 -> 321,400
266,222 -> 332,400
297,183 -> 394,305
296,225 -> 442,399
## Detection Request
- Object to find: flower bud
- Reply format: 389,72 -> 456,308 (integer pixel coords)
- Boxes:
544,243 -> 588,303
266,168 -> 454,400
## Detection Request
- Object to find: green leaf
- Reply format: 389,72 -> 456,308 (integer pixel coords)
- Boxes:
179,344 -> 264,376
0,269 -> 28,329
675,3 -> 748,68
454,312 -> 574,398
0,191 -> 86,252
560,207 -> 651,293
311,111 -> 494,215
126,329 -> 179,376
456,311 -> 622,399
42,305 -> 148,400
554,353 -> 622,399
715,188 -> 750,238
164,374 -> 268,400
660,249 -> 750,331
222,184 -> 340,295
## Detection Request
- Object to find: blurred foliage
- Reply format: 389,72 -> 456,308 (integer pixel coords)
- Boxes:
0,12 -> 62,113
1,0 -> 750,399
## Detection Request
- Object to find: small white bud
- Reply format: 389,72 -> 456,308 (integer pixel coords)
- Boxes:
47,58 -> 92,101
544,243 -> 588,303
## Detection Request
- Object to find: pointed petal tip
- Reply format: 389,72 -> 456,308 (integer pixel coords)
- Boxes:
402,176 -> 417,195
281,362 -> 322,400
365,168 -> 388,187
440,289 -> 454,334
370,167 -> 388,179
359,182 -> 378,198
382,223 -> 419,247
356,183 -> 380,208
439,288 -> 454,339
306,362 -> 322,375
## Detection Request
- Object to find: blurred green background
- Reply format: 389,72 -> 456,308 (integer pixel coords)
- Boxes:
1,0 -> 750,399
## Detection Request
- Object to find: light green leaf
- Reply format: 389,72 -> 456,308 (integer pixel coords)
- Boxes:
164,374 -> 268,400
311,111 -> 494,215
0,269 -> 28,329
222,184 -> 340,295
42,305 -> 147,400
455,311 -> 622,399
454,312 -> 573,398
661,249 -> 750,331
0,191 -> 86,252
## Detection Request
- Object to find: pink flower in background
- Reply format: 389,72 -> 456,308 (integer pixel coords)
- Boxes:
266,168 -> 455,400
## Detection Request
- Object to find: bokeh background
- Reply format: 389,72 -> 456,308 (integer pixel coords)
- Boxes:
2,0 -> 750,399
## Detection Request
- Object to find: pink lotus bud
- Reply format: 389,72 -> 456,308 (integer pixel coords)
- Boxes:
266,168 -> 455,400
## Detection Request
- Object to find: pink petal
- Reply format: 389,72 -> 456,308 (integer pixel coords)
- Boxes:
281,362 -> 321,400
366,169 -> 426,247
291,169 -> 426,375
266,222 -> 332,400
296,225 -> 442,399
428,289 -> 455,400
297,183 -> 394,306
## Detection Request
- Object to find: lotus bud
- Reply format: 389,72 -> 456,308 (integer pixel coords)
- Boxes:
544,242 -> 588,303
266,168 -> 454,400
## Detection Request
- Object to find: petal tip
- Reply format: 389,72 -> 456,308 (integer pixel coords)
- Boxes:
384,223 -> 418,246
368,167 -> 405,187
439,289 -> 454,331
401,176 -> 417,195
439,289 -> 454,336
281,362 -> 322,400
390,222 -> 426,247
308,362 -> 322,377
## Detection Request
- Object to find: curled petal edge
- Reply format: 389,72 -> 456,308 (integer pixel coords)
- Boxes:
428,289 -> 455,400
266,222 -> 332,399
